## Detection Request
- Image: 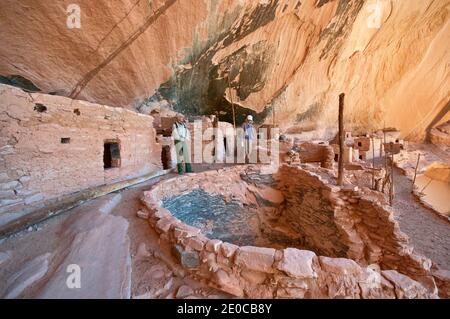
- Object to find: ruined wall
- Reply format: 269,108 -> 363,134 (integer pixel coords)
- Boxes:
296,142 -> 335,169
138,166 -> 438,298
275,165 -> 433,283
276,167 -> 348,258
0,84 -> 162,226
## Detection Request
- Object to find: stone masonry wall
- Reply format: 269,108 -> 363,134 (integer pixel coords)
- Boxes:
275,167 -> 348,258
0,84 -> 162,226
275,166 -> 434,281
139,166 -> 439,299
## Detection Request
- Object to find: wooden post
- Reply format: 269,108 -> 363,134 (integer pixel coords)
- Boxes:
412,153 -> 421,192
337,93 -> 345,186
227,75 -> 236,129
372,136 -> 375,189
390,153 -> 395,206
383,123 -> 387,171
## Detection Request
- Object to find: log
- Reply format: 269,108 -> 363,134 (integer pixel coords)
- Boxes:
372,136 -> 375,189
337,93 -> 345,186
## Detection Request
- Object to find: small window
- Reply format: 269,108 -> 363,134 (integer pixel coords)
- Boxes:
334,154 -> 339,162
161,145 -> 171,170
359,155 -> 363,160
61,137 -> 71,144
358,142 -> 362,147
104,141 -> 121,169
34,103 -> 47,113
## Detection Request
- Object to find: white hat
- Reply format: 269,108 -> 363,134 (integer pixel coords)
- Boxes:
247,115 -> 253,121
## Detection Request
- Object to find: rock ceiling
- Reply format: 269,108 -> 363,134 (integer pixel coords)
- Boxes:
0,0 -> 449,140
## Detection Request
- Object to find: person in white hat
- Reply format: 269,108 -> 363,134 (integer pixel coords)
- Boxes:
242,115 -> 255,163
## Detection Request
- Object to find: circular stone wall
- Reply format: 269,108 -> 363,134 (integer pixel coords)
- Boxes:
139,165 -> 439,298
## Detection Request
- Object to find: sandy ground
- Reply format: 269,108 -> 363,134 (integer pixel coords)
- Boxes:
387,143 -> 450,270
391,166 -> 450,270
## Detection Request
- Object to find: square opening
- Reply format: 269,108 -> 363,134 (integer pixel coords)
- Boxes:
104,141 -> 121,169
161,145 -> 171,170
61,137 -> 71,144
358,142 -> 362,147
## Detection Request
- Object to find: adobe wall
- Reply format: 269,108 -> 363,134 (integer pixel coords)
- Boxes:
139,166 -> 440,299
296,142 -> 334,169
0,84 -> 162,225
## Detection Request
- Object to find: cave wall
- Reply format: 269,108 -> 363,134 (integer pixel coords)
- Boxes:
0,0 -> 449,140
0,84 -> 162,226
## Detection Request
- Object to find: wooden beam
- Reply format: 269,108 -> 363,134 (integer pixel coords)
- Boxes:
372,136 -> 375,189
390,153 -> 395,206
337,93 -> 345,186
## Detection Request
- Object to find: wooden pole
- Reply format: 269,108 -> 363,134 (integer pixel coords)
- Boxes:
372,136 -> 375,189
337,93 -> 345,186
390,153 -> 395,206
227,75 -> 236,129
412,153 -> 421,192
383,122 -> 387,171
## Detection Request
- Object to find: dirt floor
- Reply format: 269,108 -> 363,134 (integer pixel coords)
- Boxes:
389,143 -> 450,270
0,156 -> 448,298
391,166 -> 450,269
0,165 -> 231,299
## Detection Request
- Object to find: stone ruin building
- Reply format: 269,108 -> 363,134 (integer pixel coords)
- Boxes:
0,0 -> 449,301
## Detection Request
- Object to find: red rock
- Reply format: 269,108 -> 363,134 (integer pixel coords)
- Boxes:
185,237 -> 205,251
220,243 -> 238,258
381,270 -> 436,299
173,225 -> 201,239
241,269 -> 267,285
205,239 -> 222,253
319,257 -> 362,276
277,249 -> 317,279
235,246 -> 276,273
175,285 -> 194,299
136,210 -> 149,220
155,217 -> 173,234
213,269 -> 243,297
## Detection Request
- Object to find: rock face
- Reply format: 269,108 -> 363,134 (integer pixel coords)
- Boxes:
430,120 -> 450,145
36,193 -> 132,299
0,0 -> 449,140
3,253 -> 50,299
